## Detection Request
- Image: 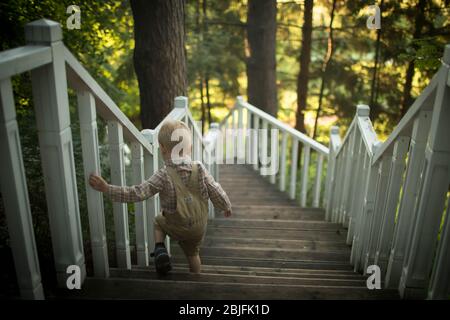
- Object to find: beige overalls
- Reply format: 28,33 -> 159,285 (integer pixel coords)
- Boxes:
154,163 -> 209,256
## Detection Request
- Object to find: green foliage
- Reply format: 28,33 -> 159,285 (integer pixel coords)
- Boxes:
185,0 -> 247,124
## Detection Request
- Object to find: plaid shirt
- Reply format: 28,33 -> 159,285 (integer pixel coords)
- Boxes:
107,157 -> 231,214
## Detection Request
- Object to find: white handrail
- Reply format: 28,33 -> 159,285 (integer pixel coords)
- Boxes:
237,97 -> 329,155
219,96 -> 329,208
0,45 -> 52,80
64,46 -> 153,155
371,73 -> 439,164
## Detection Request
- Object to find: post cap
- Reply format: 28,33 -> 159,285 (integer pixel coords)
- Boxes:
330,126 -> 339,135
210,122 -> 219,129
25,19 -> 62,43
357,104 -> 370,117
372,140 -> 382,154
141,129 -> 156,143
443,44 -> 450,65
174,96 -> 188,109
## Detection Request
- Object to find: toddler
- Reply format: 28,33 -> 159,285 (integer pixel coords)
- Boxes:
89,120 -> 232,274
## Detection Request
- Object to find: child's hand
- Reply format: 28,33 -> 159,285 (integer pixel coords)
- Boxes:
224,210 -> 232,218
89,173 -> 109,193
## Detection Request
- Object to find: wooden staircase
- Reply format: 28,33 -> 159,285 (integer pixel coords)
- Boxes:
59,164 -> 398,299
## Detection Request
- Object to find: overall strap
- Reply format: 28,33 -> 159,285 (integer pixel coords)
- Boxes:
188,162 -> 202,196
166,163 -> 201,197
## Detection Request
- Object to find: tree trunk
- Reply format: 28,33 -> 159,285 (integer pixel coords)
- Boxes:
312,0 -> 337,139
369,0 -> 384,120
130,0 -> 187,129
295,0 -> 313,136
203,0 -> 212,126
246,0 -> 278,116
400,0 -> 426,118
200,78 -> 206,133
205,75 -> 212,125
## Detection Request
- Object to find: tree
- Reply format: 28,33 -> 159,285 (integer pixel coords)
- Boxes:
185,0 -> 245,127
295,0 -> 313,135
130,0 -> 187,129
312,0 -> 337,139
246,0 -> 278,116
399,0 -> 427,118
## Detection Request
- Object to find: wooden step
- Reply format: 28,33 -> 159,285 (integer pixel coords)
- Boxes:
170,246 -> 350,262
64,277 -> 399,299
229,206 -> 325,221
201,236 -> 350,251
109,268 -> 367,287
142,264 -> 366,279
205,226 -> 347,241
209,218 -> 342,231
170,255 -> 353,271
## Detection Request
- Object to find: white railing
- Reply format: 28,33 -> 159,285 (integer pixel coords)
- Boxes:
219,96 -> 329,208
326,44 -> 450,299
0,19 -> 220,300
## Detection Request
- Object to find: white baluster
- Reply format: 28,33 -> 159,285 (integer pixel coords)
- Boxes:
374,136 -> 410,273
0,78 -> 44,299
269,125 -> 277,184
350,151 -> 369,258
252,115 -> 259,171
300,145 -> 310,207
385,111 -> 431,288
279,131 -> 288,192
289,139 -> 299,200
27,19 -> 86,287
352,142 -> 382,272
399,48 -> 450,299
331,152 -> 345,223
108,121 -> 131,269
325,126 -> 341,221
313,154 -> 324,207
347,137 -> 363,243
211,123 -> 220,182
246,110 -> 252,164
260,120 -> 268,176
77,91 -> 109,278
363,153 -> 392,270
237,100 -> 245,164
343,128 -> 359,227
131,142 -> 149,266
427,198 -> 450,299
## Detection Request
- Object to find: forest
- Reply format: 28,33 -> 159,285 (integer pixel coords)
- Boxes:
0,0 -> 449,296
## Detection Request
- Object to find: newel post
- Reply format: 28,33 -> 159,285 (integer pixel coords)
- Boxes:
203,122 -> 221,219
174,96 -> 188,124
27,19 -> 86,287
0,78 -> 44,299
236,96 -> 245,164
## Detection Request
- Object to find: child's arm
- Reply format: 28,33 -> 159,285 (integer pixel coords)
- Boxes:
198,163 -> 232,217
89,170 -> 163,203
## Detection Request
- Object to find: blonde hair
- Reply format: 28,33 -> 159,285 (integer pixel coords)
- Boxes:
158,120 -> 192,157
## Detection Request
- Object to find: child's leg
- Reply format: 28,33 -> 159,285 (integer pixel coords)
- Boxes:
154,223 -> 166,243
187,255 -> 201,274
152,221 -> 171,274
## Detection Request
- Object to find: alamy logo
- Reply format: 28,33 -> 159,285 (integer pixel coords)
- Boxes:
66,5 -> 81,30
366,5 -> 381,30
366,265 -> 381,289
66,265 -> 81,290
